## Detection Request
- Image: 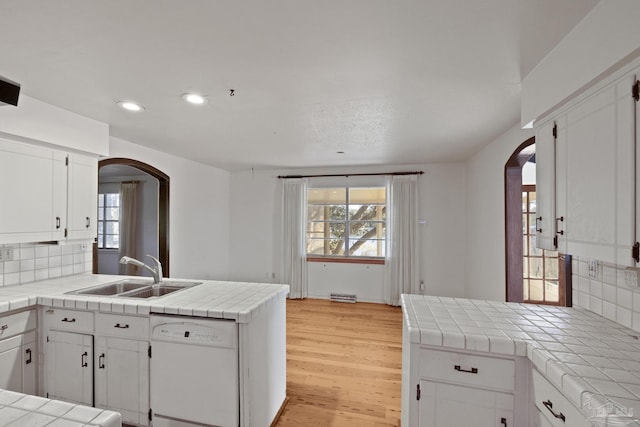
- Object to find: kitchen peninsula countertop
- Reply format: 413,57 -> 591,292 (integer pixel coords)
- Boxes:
402,294 -> 640,418
0,273 -> 289,322
0,274 -> 289,427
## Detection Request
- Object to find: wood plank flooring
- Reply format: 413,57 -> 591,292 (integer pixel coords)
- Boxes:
275,298 -> 403,427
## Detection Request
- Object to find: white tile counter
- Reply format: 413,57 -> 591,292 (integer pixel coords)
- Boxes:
402,294 -> 640,421
0,390 -> 120,426
0,274 -> 289,322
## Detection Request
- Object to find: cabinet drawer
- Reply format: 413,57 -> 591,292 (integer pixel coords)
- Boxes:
95,313 -> 149,339
0,309 -> 36,339
45,308 -> 94,333
420,348 -> 515,391
532,369 -> 587,427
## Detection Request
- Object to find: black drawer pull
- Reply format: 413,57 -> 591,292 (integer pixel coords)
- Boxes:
0,325 -> 8,332
56,217 -> 61,229
114,323 -> 130,329
81,351 -> 88,367
454,365 -> 478,374
61,318 -> 76,323
500,417 -> 507,426
25,348 -> 32,364
99,353 -> 105,369
86,217 -> 91,228
543,400 -> 566,422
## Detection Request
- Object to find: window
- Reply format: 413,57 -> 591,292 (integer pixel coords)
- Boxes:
522,185 -> 560,304
306,187 -> 386,258
97,193 -> 120,249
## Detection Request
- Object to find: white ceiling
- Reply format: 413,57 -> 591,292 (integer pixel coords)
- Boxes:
0,0 -> 598,171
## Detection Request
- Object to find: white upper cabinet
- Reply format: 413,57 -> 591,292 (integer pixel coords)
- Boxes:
0,138 -> 98,244
67,154 -> 98,240
534,120 -> 556,251
534,61 -> 638,267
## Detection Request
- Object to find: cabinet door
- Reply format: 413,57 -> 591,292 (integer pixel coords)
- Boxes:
0,138 -> 55,243
67,153 -> 98,240
0,336 -> 23,392
535,120 -> 557,251
51,152 -> 68,241
95,336 -> 150,426
45,330 -> 93,406
22,338 -> 36,396
561,73 -> 635,265
419,381 -> 513,427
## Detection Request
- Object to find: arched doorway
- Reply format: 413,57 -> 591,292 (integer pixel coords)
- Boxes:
504,138 -> 571,305
93,158 -> 170,277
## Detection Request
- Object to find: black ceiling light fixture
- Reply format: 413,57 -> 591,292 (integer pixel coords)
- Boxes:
0,76 -> 20,106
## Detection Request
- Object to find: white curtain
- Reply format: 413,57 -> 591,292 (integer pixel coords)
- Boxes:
384,175 -> 419,306
119,182 -> 139,275
281,178 -> 308,299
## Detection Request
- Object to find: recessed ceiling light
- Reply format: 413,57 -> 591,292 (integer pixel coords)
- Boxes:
117,101 -> 145,112
182,93 -> 208,105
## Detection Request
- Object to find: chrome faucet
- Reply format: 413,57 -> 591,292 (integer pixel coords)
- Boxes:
119,255 -> 163,284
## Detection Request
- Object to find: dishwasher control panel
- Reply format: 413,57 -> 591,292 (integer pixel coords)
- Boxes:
150,317 -> 237,348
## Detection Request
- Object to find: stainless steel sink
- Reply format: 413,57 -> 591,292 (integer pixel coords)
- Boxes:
117,282 -> 199,298
66,280 -> 201,298
69,280 -> 153,296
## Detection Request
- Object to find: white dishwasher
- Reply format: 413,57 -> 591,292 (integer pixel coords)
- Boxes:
150,315 -> 239,427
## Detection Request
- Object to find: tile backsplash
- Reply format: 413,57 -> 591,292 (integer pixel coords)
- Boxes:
0,242 -> 93,287
572,256 -> 640,332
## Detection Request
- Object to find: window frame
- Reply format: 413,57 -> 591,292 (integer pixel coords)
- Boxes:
97,192 -> 120,250
306,186 -> 386,264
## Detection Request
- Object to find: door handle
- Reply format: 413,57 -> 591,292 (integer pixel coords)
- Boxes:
81,351 -> 88,367
454,365 -> 478,374
542,400 -> 566,422
98,353 -> 105,369
25,348 -> 32,365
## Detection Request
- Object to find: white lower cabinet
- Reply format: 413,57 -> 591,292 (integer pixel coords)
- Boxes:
95,313 -> 150,426
45,330 -> 93,406
531,369 -> 587,427
0,309 -> 37,395
416,348 -> 519,427
419,381 -> 513,427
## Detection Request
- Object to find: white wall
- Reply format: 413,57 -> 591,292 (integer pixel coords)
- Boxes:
228,163 -> 466,303
465,123 -> 533,301
108,137 -> 230,280
522,0 -> 640,126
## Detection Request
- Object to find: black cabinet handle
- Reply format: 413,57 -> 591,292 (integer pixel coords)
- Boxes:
56,217 -> 61,229
25,348 -> 32,365
98,353 -> 105,369
535,216 -> 543,233
543,400 -> 566,422
555,216 -> 564,235
86,217 -> 90,228
81,351 -> 88,367
0,325 -> 8,332
500,417 -> 507,426
61,317 -> 76,323
454,365 -> 478,374
114,323 -> 130,329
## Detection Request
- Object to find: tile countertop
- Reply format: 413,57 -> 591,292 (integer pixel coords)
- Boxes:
0,273 -> 290,323
0,389 -> 121,427
402,294 -> 640,421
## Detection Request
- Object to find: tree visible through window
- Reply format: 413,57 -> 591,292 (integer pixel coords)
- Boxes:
97,193 -> 120,249
307,187 -> 386,258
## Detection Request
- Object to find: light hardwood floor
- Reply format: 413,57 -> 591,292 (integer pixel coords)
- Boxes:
275,298 -> 403,427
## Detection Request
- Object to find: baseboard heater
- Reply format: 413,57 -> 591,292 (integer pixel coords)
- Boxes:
330,293 -> 357,303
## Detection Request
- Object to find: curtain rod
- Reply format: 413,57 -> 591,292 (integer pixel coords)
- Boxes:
277,171 -> 424,179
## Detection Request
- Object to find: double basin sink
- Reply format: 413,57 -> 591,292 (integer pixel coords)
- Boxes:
67,279 -> 201,299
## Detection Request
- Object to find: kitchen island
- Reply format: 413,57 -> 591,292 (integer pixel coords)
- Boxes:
0,274 -> 289,427
402,294 -> 640,426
